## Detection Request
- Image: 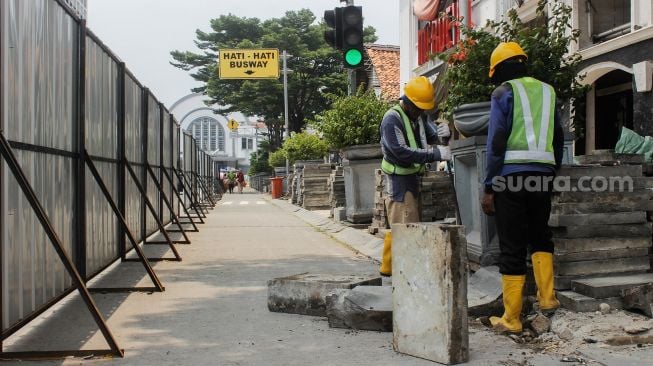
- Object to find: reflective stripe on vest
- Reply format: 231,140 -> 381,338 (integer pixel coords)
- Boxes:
381,105 -> 425,175
504,77 -> 556,165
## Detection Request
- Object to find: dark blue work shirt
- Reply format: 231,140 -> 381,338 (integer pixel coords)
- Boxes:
380,108 -> 440,201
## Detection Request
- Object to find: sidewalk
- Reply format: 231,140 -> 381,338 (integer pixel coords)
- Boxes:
2,191 -> 597,365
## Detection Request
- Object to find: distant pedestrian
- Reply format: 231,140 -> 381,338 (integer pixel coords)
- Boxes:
226,170 -> 236,194
236,170 -> 245,194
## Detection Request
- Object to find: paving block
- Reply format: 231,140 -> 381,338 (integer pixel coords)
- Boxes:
554,237 -> 651,253
267,273 -> 382,317
392,223 -> 468,365
555,257 -> 651,277
551,223 -> 652,238
549,212 -> 647,227
621,283 -> 653,317
571,273 -> 653,299
558,291 -> 623,312
326,285 -> 392,332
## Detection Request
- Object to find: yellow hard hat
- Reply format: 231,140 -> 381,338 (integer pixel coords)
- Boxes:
489,42 -> 528,77
403,76 -> 435,110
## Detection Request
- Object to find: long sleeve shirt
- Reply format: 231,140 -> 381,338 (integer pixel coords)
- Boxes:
380,108 -> 441,201
484,83 -> 564,190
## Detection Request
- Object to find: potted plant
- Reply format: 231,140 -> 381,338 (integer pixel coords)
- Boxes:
313,88 -> 389,223
437,0 -> 587,136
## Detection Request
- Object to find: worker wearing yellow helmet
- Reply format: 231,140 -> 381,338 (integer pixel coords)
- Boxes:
378,76 -> 452,276
482,42 -> 564,333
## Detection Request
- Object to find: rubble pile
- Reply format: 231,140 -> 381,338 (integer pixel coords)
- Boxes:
328,166 -> 346,217
300,163 -> 332,210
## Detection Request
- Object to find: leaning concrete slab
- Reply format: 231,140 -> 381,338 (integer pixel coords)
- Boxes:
267,273 -> 382,317
467,266 -> 503,317
392,223 -> 469,365
622,283 -> 653,317
326,285 -> 393,332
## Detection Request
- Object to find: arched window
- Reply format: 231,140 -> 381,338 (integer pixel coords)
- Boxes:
186,117 -> 225,152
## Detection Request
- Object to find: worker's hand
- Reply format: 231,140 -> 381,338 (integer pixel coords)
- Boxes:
481,192 -> 495,216
436,123 -> 451,139
436,145 -> 451,161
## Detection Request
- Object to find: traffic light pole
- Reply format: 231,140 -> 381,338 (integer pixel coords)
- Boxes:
344,0 -> 355,95
283,50 -> 290,177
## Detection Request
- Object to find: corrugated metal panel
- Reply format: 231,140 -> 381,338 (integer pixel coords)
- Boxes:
84,36 -> 119,276
160,113 -> 171,221
145,96 -> 160,235
2,0 -> 77,332
124,76 -> 143,244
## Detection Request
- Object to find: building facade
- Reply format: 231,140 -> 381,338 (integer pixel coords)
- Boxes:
400,0 -> 653,154
170,93 -> 267,172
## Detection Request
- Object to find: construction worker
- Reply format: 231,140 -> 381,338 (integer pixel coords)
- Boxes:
378,76 -> 451,276
482,42 -> 564,333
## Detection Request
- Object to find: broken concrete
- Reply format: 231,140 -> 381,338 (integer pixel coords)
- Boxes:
325,285 -> 392,332
392,223 -> 468,364
467,266 -> 503,317
571,273 -> 653,299
267,273 -> 381,317
557,291 -> 623,312
622,283 -> 653,317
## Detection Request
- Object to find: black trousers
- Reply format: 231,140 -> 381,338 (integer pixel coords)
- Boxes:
494,173 -> 554,275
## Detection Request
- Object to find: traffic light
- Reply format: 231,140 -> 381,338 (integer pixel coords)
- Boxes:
324,6 -> 364,69
323,8 -> 342,49
340,5 -> 364,68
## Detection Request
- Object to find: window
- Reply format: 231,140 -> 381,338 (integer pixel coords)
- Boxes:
241,137 -> 254,150
185,117 -> 225,153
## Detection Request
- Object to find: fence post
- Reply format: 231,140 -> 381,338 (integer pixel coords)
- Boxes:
74,19 -> 87,278
140,88 -> 149,242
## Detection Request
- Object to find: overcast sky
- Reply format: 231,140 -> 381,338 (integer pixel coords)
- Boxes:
87,0 -> 399,108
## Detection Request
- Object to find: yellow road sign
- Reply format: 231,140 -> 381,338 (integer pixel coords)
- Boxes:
219,49 -> 279,79
227,119 -> 239,131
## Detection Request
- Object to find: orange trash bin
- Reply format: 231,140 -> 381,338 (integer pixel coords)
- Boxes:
270,177 -> 284,199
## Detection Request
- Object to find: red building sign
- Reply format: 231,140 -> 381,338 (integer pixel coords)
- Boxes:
417,2 -> 471,65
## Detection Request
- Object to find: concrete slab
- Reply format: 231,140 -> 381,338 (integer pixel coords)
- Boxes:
392,223 -> 469,365
549,212 -> 648,227
554,237 -> 652,253
571,274 -> 653,299
467,266 -> 503,317
268,273 -> 382,317
558,291 -> 624,312
326,285 -> 393,332
555,257 -> 651,277
622,283 -> 653,317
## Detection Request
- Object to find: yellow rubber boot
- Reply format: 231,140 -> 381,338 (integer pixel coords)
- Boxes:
490,275 -> 525,333
379,231 -> 392,276
532,251 -> 560,312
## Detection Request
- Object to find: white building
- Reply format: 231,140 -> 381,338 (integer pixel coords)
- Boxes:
170,93 -> 267,172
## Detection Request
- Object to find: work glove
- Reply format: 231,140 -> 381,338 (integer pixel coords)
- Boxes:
436,122 -> 451,138
436,145 -> 451,161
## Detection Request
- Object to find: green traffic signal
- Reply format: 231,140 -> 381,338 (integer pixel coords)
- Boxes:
344,49 -> 363,67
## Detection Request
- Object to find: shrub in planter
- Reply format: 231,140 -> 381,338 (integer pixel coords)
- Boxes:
312,88 -> 390,149
437,0 -> 588,134
282,132 -> 329,164
268,149 -> 287,168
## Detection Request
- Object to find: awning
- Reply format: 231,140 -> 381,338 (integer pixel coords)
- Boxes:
413,0 -> 440,21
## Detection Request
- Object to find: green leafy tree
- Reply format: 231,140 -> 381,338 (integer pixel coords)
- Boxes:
312,87 -> 390,149
437,0 -> 588,126
171,10 -> 377,148
248,150 -> 272,175
282,132 -> 329,164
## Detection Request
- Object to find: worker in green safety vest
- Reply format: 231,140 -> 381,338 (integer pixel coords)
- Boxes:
378,76 -> 452,276
482,42 -> 565,334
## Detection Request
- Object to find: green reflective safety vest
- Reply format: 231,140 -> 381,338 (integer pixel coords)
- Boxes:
504,77 -> 556,166
381,105 -> 426,175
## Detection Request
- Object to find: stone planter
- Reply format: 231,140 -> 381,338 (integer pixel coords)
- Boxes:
342,144 -> 383,224
453,101 -> 491,137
